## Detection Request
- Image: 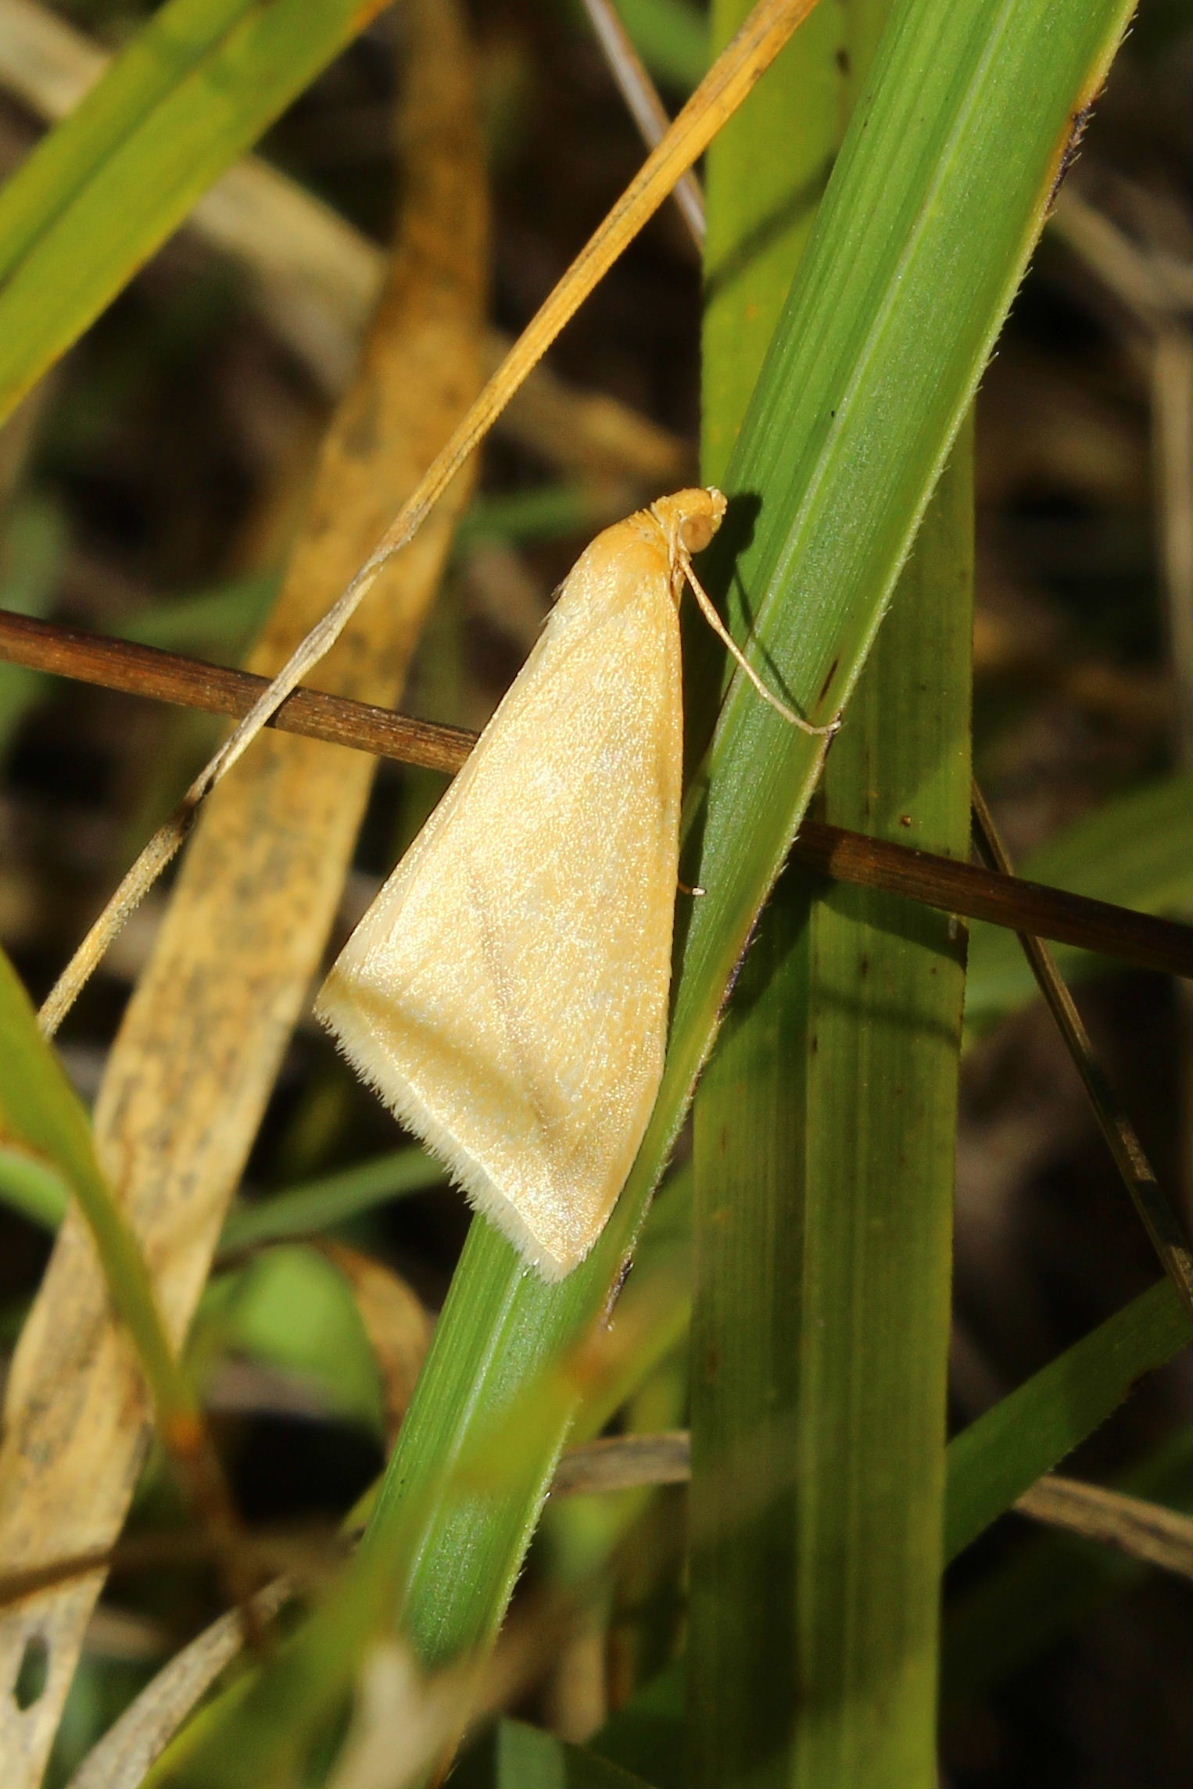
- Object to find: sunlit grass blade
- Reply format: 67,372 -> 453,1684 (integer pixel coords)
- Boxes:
0,0 -> 388,422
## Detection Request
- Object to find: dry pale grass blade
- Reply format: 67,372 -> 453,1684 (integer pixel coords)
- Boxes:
1014,1474 -> 1193,1580
326,1614 -> 568,1789
579,0 -> 706,248
549,1439 -> 1193,1582
38,0 -> 822,1031
0,0 -> 488,1777
311,1243 -> 435,1449
552,1431 -> 692,1497
67,1583 -> 570,1789
0,0 -> 686,485
64,1578 -> 296,1789
68,1617 -> 482,1789
1152,329 -> 1193,759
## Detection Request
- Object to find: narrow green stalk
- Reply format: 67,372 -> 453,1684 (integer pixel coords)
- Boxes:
945,1278 -> 1190,1562
687,4 -> 854,1780
0,953 -> 207,1479
689,2 -> 968,1777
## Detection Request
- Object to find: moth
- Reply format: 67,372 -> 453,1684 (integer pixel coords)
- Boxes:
316,489 -> 817,1279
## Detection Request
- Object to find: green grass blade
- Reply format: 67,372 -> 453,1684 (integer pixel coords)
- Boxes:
690,0 -> 963,1779
686,12 -> 844,1777
219,1149 -> 443,1251
0,0 -> 385,422
944,1278 -> 1191,1563
688,444 -> 972,1789
788,454 -> 969,1788
942,1425 -> 1192,1708
691,27 -> 974,1725
666,0 -> 1130,1081
471,1717 -> 656,1788
0,950 -> 199,1438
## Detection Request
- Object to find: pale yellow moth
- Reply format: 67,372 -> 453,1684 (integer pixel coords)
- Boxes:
316,488 -> 813,1279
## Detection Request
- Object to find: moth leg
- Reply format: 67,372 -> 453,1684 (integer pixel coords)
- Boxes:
680,554 -> 839,736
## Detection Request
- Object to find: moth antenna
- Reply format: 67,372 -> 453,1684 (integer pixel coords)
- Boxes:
680,554 -> 837,737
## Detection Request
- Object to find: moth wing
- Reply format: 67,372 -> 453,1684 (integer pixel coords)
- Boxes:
316,532 -> 683,1278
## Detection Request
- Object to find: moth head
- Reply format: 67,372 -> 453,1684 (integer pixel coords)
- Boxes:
648,486 -> 727,559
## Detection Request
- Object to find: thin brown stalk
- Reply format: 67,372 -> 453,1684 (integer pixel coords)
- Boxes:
4,608 -> 1189,980
552,1436 -> 1193,1581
